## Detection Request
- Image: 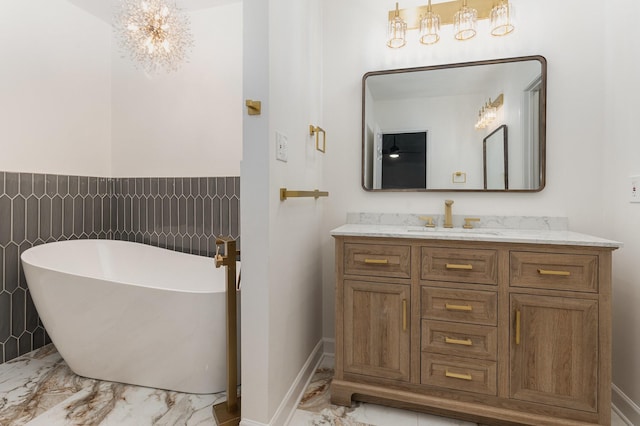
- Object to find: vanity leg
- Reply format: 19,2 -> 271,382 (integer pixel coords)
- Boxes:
329,381 -> 355,407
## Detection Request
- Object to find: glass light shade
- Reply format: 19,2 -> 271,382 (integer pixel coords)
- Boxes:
485,105 -> 497,121
490,1 -> 515,36
475,111 -> 484,130
453,2 -> 477,41
419,11 -> 441,45
387,14 -> 407,48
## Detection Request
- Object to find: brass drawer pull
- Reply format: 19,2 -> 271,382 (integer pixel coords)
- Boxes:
515,310 -> 521,345
402,299 -> 407,331
445,337 -> 473,346
445,303 -> 473,312
446,263 -> 473,270
445,370 -> 473,381
537,268 -> 571,276
364,258 -> 389,264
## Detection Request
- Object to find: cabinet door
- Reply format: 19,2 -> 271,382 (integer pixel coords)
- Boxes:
510,294 -> 598,412
344,280 -> 411,381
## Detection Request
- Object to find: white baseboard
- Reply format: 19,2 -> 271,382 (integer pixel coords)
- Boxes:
271,338 -> 325,426
612,384 -> 640,426
240,420 -> 268,426
240,338 -> 332,426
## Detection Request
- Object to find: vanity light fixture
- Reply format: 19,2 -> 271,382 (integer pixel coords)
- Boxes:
490,0 -> 515,36
453,0 -> 477,41
387,0 -> 515,47
475,94 -> 503,130
115,0 -> 194,73
419,0 -> 441,45
387,2 -> 407,48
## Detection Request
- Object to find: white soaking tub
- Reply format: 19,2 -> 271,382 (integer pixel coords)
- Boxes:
21,239 -> 239,394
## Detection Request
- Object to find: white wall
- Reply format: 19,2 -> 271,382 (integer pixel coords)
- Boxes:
111,2 -> 242,177
320,0 -> 624,403
604,1 -> 640,422
0,0 -> 112,176
241,0 -> 324,424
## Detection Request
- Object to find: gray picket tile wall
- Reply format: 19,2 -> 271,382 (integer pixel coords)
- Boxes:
0,172 -> 240,364
111,177 -> 240,257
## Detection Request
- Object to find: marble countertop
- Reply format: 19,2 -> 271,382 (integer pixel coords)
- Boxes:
331,224 -> 623,248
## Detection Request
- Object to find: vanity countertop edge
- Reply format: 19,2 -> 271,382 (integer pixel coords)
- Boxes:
330,224 -> 623,249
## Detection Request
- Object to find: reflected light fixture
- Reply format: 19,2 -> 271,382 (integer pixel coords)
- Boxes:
116,0 -> 194,74
387,2 -> 407,48
474,94 -> 503,130
419,0 -> 441,45
389,138 -> 401,158
387,0 -> 515,47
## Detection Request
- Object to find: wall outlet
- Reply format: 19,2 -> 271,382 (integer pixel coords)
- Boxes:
631,175 -> 640,203
276,132 -> 288,162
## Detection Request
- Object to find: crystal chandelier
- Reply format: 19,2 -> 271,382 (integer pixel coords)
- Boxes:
115,0 -> 194,73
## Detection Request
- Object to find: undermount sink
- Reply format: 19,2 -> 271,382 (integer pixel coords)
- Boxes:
407,227 -> 501,236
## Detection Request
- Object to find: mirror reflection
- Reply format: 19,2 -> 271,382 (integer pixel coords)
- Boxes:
484,125 -> 508,190
362,56 -> 546,192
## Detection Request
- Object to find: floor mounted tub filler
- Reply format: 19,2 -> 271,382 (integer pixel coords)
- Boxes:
21,239 -> 240,394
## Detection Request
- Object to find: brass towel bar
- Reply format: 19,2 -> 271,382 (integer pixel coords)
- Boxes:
280,188 -> 329,201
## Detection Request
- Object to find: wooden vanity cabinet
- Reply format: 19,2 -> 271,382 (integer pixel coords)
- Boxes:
343,279 -> 411,381
332,236 -> 615,426
510,294 -> 599,412
338,242 -> 412,382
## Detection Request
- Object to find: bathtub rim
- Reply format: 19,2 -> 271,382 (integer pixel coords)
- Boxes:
21,239 -> 240,294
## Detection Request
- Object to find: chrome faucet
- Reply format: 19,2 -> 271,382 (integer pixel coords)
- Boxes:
444,200 -> 454,228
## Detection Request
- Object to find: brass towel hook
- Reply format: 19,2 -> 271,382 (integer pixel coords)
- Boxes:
245,99 -> 261,115
309,125 -> 326,153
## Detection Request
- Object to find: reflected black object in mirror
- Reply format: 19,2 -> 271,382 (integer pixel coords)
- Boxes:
483,125 -> 508,190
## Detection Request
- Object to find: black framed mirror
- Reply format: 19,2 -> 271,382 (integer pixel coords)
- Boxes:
362,55 -> 546,192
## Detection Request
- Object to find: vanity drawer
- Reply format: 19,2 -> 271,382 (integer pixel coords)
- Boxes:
421,287 -> 497,326
344,243 -> 411,279
421,353 -> 497,396
510,251 -> 598,293
421,320 -> 497,360
420,247 -> 497,285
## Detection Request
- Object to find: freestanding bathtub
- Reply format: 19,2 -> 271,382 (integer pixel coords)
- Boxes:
21,239 -> 239,394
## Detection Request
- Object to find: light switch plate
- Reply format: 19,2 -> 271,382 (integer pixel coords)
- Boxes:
276,132 -> 288,162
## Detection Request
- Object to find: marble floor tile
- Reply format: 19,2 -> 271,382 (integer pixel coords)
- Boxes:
290,356 -> 629,426
0,347 -> 630,426
290,357 -> 474,426
0,344 -> 225,426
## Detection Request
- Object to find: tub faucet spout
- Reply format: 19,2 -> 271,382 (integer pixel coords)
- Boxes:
444,200 -> 454,228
